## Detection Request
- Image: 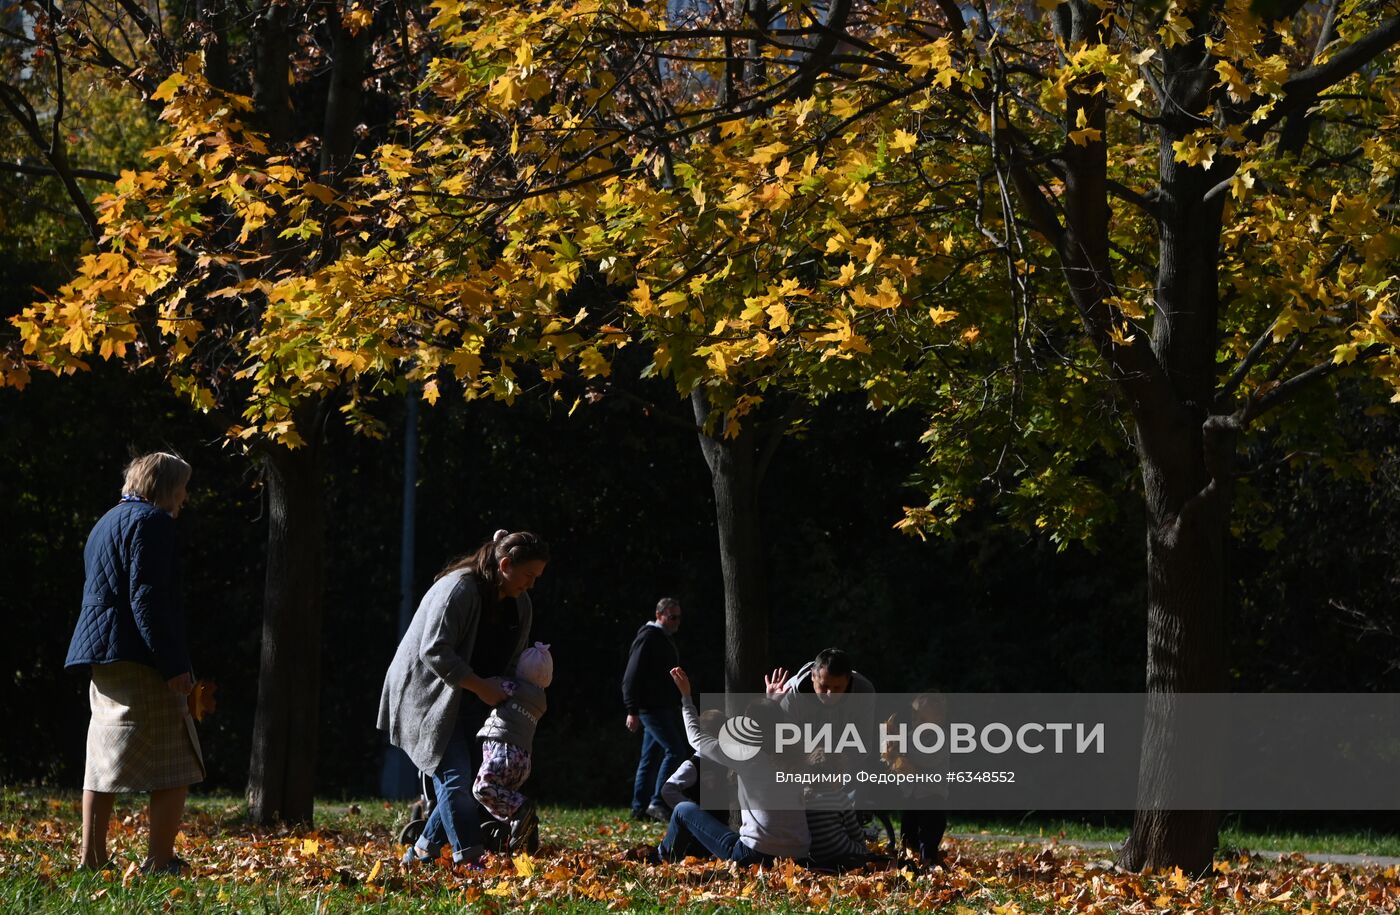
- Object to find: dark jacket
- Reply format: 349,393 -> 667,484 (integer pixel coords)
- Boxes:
65,500 -> 189,680
621,622 -> 679,714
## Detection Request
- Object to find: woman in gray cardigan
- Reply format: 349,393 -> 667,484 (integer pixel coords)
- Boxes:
378,530 -> 549,866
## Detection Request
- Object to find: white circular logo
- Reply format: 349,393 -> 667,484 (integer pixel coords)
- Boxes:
718,716 -> 764,762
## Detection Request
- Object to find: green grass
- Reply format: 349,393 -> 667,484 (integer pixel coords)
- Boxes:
945,815 -> 1400,857
2,790 -> 1397,914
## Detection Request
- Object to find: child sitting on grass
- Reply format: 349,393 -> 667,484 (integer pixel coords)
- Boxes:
660,709 -> 731,819
473,642 -> 552,853
801,748 -> 872,871
655,667 -> 810,866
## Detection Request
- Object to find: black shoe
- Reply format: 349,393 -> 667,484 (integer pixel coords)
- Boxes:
645,802 -> 669,823
140,855 -> 189,876
627,843 -> 663,864
480,818 -> 509,853
508,799 -> 538,852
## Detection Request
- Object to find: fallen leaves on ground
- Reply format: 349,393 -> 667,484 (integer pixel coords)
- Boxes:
1,799 -> 1397,913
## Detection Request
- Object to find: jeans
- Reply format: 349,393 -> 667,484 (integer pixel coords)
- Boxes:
631,707 -> 687,812
660,801 -> 772,866
415,706 -> 488,862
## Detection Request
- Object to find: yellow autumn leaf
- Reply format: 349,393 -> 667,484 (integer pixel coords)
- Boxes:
1215,60 -> 1252,102
1172,135 -> 1217,169
630,281 -> 655,317
345,6 -> 373,34
890,129 -> 918,155
447,349 -> 483,380
302,837 -> 319,856
489,74 -> 523,106
1333,342 -> 1360,364
151,72 -> 186,102
578,347 -> 611,378
749,142 -> 788,166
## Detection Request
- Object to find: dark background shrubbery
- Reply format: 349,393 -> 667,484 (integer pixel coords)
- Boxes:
3,360 -> 1398,825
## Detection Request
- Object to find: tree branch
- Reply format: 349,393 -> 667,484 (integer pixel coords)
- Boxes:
1246,13 -> 1400,140
0,161 -> 120,182
1244,344 -> 1384,423
0,83 -> 101,239
1215,319 -> 1278,407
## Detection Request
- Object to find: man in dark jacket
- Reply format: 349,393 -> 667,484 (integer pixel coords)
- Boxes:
622,597 -> 685,821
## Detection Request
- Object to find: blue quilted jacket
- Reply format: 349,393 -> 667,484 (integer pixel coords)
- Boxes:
65,499 -> 190,680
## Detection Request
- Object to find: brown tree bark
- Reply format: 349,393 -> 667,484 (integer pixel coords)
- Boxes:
242,2 -> 367,822
692,389 -> 770,700
1117,41 -> 1233,871
247,419 -> 327,825
1023,5 -> 1239,870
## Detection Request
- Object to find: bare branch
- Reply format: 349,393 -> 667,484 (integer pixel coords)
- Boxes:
1245,344 -> 1384,423
0,161 -> 120,182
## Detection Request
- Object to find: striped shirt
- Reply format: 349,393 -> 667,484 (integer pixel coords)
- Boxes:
805,808 -> 868,865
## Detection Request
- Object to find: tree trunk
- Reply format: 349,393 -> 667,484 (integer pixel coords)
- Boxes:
1119,427 -> 1231,872
247,437 -> 326,825
692,390 -> 768,699
318,14 -> 369,182
252,0 -> 294,143
1119,103 -> 1233,868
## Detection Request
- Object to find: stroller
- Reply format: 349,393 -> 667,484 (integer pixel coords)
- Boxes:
398,771 -> 540,855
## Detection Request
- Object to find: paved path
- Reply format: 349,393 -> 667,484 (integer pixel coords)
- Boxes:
948,833 -> 1400,869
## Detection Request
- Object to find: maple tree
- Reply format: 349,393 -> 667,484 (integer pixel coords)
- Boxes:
322,0 -> 1398,872
2,0 -> 446,825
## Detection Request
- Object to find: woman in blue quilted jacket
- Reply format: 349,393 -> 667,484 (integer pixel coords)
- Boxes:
65,452 -> 202,874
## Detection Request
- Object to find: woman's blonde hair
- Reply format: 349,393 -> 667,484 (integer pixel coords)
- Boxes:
122,452 -> 192,505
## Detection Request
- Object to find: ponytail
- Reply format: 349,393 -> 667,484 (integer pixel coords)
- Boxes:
437,529 -> 551,587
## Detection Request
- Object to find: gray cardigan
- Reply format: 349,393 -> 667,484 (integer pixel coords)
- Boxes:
377,569 -> 532,774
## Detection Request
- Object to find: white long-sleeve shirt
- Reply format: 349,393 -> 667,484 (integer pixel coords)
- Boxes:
681,697 -> 809,859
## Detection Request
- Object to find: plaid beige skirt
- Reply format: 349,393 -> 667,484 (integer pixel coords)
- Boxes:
84,661 -> 205,793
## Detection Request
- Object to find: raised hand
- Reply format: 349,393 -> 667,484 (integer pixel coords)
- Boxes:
764,667 -> 789,699
669,667 -> 692,698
